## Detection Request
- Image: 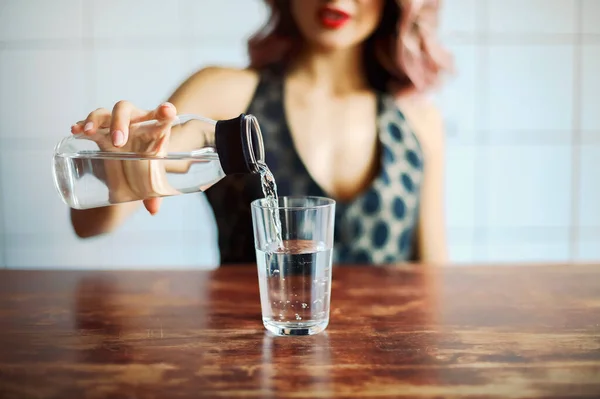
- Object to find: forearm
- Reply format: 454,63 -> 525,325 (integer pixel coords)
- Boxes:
417,223 -> 449,265
70,201 -> 140,238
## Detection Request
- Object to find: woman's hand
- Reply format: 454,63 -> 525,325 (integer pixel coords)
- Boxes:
71,101 -> 178,214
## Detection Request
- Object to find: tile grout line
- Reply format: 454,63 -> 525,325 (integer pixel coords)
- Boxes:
5,130 -> 600,145
1,34 -> 600,50
83,0 -> 95,104
0,23 -> 8,266
178,0 -> 187,235
569,0 -> 583,261
0,102 -> 5,267
472,0 -> 490,262
179,0 -> 188,67
82,0 -> 117,264
4,132 -> 600,150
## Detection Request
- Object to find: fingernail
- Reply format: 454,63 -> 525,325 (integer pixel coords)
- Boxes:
161,103 -> 175,109
84,122 -> 93,132
112,130 -> 125,146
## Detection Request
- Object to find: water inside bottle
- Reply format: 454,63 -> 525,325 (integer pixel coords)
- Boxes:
53,148 -> 225,209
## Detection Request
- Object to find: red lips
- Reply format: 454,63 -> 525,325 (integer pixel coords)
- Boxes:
318,6 -> 351,29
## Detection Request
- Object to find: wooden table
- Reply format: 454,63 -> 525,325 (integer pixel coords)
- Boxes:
0,264 -> 599,398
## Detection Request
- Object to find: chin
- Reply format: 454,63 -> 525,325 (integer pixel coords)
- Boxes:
307,33 -> 362,51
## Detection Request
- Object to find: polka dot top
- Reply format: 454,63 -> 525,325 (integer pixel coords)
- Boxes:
204,65 -> 425,265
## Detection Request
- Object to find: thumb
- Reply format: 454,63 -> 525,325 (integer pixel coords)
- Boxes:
149,102 -> 177,124
143,197 -> 163,215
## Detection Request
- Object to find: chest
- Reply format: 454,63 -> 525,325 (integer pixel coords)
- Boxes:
283,91 -> 380,201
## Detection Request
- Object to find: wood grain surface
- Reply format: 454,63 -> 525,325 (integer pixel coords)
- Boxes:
0,263 -> 599,398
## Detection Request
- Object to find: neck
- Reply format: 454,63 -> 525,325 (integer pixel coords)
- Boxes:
288,43 -> 370,95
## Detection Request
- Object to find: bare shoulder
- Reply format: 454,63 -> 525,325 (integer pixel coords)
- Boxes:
186,66 -> 259,92
395,95 -> 445,154
168,65 -> 261,120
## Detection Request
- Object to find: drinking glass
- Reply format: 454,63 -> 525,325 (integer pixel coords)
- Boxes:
251,196 -> 335,336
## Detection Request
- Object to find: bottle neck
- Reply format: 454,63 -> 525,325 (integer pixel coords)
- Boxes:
242,114 -> 265,174
215,114 -> 265,175
176,114 -> 217,126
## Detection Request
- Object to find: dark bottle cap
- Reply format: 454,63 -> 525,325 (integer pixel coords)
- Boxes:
215,114 -> 263,175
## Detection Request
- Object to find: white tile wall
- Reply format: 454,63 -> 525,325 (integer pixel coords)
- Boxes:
3,205 -> 219,269
186,45 -> 250,74
180,0 -> 268,39
0,0 -> 83,41
95,193 -> 220,269
90,0 -> 182,40
487,45 -> 574,132
484,239 -> 571,263
0,49 -> 89,139
0,0 -> 599,267
447,228 -> 475,263
0,145 -> 220,268
439,0 -> 478,35
1,147 -> 68,236
2,151 -> 218,266
445,146 -> 477,228
578,145 -> 600,228
0,179 -> 4,267
488,0 -> 576,34
435,44 -> 479,143
484,145 -> 572,228
582,45 -> 600,132
578,242 -> 600,262
582,0 -> 600,35
479,226 -> 571,263
0,0 -> 257,269
577,228 -> 600,261
92,48 -> 188,110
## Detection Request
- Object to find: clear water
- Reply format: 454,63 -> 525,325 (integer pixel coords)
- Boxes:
256,239 -> 332,335
256,161 -> 283,249
53,149 -> 225,209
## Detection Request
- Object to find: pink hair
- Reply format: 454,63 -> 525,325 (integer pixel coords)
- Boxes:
248,0 -> 453,97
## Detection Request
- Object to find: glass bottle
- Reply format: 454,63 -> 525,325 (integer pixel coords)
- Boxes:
52,113 -> 264,209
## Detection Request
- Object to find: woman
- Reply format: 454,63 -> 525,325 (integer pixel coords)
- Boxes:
70,0 -> 452,265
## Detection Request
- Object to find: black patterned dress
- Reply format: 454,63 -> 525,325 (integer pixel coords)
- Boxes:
204,65 -> 425,264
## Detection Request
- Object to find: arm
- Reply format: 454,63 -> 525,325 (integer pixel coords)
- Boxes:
416,108 -> 448,264
70,66 -> 259,238
398,98 -> 449,265
71,202 -> 141,238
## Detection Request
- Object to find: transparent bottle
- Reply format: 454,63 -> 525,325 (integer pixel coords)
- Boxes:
52,113 -> 264,209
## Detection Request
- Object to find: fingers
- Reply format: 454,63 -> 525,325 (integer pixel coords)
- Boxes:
152,102 -> 177,123
125,102 -> 177,124
71,122 -> 83,134
134,102 -> 177,129
71,108 -> 111,135
73,101 -> 177,148
143,197 -> 163,215
109,100 -> 149,148
110,101 -> 177,148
